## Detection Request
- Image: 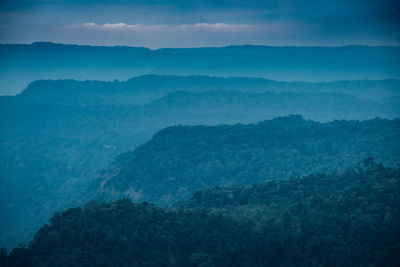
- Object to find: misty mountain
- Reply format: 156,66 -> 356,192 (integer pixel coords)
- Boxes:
2,0 -> 399,265
4,162 -> 400,267
17,75 -> 400,105
144,90 -> 399,123
1,43 -> 400,95
1,75 -> 399,248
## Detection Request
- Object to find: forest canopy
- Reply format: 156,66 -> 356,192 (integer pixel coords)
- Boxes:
3,161 -> 400,267
92,116 -> 400,205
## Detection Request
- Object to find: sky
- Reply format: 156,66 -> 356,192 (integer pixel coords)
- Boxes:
0,0 -> 399,48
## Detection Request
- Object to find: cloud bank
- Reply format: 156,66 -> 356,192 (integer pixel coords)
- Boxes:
0,0 -> 399,47
61,22 -> 307,48
69,22 -> 254,31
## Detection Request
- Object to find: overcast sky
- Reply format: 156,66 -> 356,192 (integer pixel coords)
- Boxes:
0,0 -> 399,48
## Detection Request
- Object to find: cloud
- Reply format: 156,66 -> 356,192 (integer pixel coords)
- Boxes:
178,23 -> 253,30
69,22 -> 254,32
59,21 -> 315,48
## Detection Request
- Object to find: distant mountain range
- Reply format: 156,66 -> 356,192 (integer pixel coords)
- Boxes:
1,43 -> 399,95
16,75 -> 400,104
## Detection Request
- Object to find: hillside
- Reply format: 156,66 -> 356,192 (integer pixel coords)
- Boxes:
1,75 -> 399,248
4,162 -> 400,267
144,90 -> 398,122
92,116 -> 400,205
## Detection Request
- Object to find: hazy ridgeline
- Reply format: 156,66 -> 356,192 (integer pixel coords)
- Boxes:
1,43 -> 400,95
1,73 -> 399,249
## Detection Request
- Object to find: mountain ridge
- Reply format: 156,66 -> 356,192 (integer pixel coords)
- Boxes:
5,41 -> 400,49
2,44 -> 399,95
14,75 -> 400,103
90,116 -> 400,206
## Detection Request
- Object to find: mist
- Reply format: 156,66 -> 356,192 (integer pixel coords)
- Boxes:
1,1 -> 400,266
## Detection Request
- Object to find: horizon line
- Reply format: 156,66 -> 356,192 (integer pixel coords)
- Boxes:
1,41 -> 400,50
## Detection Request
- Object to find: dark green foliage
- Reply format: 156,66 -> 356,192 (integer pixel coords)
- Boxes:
5,200 -> 253,267
4,163 -> 400,266
2,75 -> 399,248
181,161 -> 400,266
94,116 -> 400,205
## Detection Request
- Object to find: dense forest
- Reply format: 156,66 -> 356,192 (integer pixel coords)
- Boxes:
3,160 -> 399,267
0,0 -> 400,267
2,75 -> 399,248
2,1 -> 399,265
92,116 -> 400,205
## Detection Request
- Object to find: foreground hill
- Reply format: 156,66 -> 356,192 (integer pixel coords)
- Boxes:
2,74 -> 399,248
4,162 -> 400,267
92,116 -> 400,205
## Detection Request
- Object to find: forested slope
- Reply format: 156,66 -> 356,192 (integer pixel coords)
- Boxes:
92,116 -> 400,205
4,162 -> 400,267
